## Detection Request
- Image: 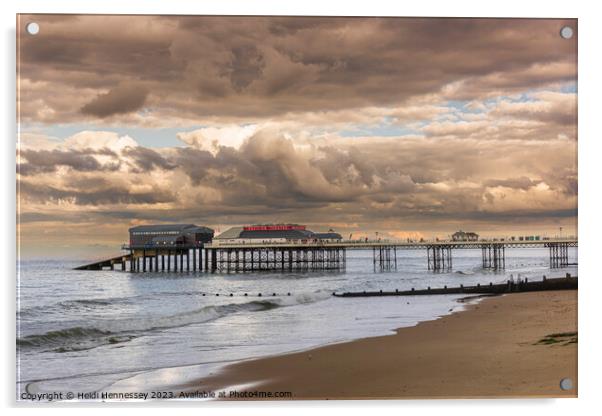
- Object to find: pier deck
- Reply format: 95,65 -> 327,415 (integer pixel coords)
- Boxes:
75,238 -> 577,273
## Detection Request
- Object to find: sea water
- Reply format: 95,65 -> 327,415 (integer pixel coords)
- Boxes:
16,248 -> 577,397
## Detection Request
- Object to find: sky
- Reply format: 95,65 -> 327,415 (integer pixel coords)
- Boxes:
16,15 -> 577,259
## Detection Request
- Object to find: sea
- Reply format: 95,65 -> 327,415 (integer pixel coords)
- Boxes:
16,247 -> 577,399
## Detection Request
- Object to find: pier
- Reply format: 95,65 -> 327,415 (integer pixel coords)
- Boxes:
75,238 -> 577,273
74,222 -> 576,273
200,238 -> 577,273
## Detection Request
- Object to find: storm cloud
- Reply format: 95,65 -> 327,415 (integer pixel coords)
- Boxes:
16,15 -> 577,257
81,84 -> 149,118
18,147 -> 120,175
17,15 -> 577,123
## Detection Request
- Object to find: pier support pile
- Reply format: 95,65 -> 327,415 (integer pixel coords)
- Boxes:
215,247 -> 346,272
130,248 -> 204,273
549,242 -> 569,268
481,244 -> 505,269
427,245 -> 452,271
373,246 -> 397,271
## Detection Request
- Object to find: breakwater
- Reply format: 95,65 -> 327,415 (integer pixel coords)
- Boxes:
333,275 -> 577,297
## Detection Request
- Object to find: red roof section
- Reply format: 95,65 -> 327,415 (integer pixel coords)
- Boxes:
243,224 -> 306,231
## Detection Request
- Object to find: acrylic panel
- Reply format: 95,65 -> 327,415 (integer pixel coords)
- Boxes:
16,15 -> 578,402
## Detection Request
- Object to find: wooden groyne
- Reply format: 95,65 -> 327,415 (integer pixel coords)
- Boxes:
333,275 -> 577,297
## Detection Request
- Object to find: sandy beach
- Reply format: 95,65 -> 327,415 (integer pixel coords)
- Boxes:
187,290 -> 577,400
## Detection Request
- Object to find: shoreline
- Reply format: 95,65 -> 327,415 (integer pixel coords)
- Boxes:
184,290 -> 577,400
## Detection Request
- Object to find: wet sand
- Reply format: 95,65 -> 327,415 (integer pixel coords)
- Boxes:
188,290 -> 577,400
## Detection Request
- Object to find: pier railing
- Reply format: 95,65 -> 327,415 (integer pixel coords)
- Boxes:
205,238 -> 577,250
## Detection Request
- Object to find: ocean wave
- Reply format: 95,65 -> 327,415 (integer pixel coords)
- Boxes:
18,297 -> 129,318
17,327 -> 112,351
17,290 -> 220,318
17,291 -> 328,353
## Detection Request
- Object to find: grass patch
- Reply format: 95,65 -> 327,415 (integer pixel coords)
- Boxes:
534,332 -> 577,346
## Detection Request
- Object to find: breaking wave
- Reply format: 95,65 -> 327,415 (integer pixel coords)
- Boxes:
17,291 -> 329,353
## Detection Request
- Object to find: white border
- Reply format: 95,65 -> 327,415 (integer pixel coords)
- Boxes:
3,1 -> 601,415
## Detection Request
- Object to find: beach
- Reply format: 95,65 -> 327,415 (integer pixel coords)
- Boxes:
188,290 -> 577,400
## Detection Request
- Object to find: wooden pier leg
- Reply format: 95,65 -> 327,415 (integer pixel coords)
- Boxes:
280,248 -> 284,270
167,250 -> 171,271
482,246 -> 485,268
143,249 -> 147,272
211,249 -> 217,272
192,248 -> 196,271
371,247 -> 374,270
161,254 -> 165,271
154,254 -> 158,272
305,249 -> 309,270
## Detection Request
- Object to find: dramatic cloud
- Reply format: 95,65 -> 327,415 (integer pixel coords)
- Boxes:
18,148 -> 119,176
80,84 -> 149,118
17,15 -> 577,125
17,128 -> 576,227
15,15 -> 578,257
122,146 -> 176,173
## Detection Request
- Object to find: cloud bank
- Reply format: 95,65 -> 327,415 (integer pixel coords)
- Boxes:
16,15 -> 577,256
